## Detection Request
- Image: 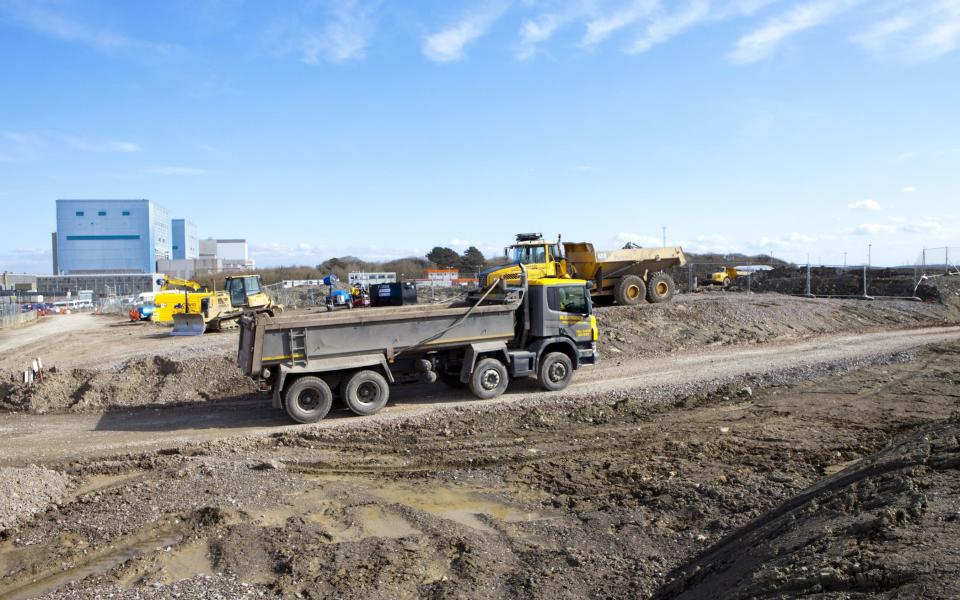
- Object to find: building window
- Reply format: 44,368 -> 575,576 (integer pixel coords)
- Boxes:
76,211 -> 84,216
98,211 -> 107,216
122,211 -> 130,216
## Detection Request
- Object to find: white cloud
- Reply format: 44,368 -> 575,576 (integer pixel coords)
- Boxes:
0,0 -> 175,59
144,166 -> 207,176
848,198 -> 881,210
627,0 -> 712,54
424,2 -> 511,62
516,1 -> 590,60
66,138 -> 141,153
851,223 -> 896,235
729,0 -> 861,64
263,0 -> 378,64
902,186 -> 916,193
788,232 -> 818,243
899,219 -> 943,234
854,1 -> 960,61
582,0 -> 658,47
449,239 -> 473,246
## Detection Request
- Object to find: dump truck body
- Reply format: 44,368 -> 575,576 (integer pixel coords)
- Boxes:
238,277 -> 599,423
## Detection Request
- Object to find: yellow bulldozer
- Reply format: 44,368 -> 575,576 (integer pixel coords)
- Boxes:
171,274 -> 280,336
481,234 -> 687,306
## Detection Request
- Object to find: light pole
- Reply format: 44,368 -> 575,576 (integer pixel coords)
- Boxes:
662,226 -> 666,247
843,252 -> 847,269
868,244 -> 872,268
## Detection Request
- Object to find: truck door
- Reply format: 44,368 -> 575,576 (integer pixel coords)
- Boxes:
547,285 -> 594,344
227,278 -> 246,308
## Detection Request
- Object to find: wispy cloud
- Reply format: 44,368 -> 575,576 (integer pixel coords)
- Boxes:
0,0 -> 176,60
263,0 -> 379,64
582,0 -> 658,47
627,0 -> 712,54
902,186 -> 916,193
424,1 -> 512,62
851,222 -> 896,235
515,0 -> 590,60
729,0 -> 861,63
848,198 -> 880,210
66,138 -> 141,153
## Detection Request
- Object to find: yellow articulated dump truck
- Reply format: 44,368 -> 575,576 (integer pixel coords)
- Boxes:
171,274 -> 281,336
481,234 -> 687,306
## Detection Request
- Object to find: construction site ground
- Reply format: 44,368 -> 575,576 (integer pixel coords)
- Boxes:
1,287 -> 959,599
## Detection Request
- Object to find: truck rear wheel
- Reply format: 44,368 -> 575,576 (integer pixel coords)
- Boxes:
614,275 -> 646,306
468,358 -> 509,400
646,272 -> 675,303
344,370 -> 390,416
284,376 -> 333,423
537,352 -> 573,391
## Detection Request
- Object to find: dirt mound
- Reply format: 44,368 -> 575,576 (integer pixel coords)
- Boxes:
656,421 -> 960,599
0,355 -> 256,414
0,466 -> 68,533
597,293 -> 959,358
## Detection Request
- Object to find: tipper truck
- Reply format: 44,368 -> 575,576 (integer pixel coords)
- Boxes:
237,271 -> 598,423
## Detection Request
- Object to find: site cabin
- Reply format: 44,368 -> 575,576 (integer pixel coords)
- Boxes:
237,277 -> 599,423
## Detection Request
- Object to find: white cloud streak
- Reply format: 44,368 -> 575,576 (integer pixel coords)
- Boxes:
424,1 -> 512,62
582,0 -> 658,47
263,0 -> 378,64
848,198 -> 881,210
729,0 -> 861,63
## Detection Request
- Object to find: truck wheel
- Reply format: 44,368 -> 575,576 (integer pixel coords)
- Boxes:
614,275 -> 646,306
468,358 -> 509,400
537,352 -> 573,391
284,376 -> 333,423
646,272 -> 675,303
344,370 -> 390,416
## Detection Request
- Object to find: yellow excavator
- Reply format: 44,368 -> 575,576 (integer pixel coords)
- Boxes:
152,276 -> 214,323
481,234 -> 686,305
171,274 -> 280,336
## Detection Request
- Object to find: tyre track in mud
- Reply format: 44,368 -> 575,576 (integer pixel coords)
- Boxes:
1,326 -> 959,468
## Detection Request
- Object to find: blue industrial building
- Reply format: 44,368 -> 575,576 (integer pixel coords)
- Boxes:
55,199 -> 171,274
171,219 -> 198,260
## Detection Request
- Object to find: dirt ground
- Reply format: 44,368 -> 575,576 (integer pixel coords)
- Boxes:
0,340 -> 957,599
1,285 -> 960,599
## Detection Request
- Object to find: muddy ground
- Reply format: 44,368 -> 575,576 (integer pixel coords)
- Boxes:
0,340 -> 958,599
2,288 -> 959,415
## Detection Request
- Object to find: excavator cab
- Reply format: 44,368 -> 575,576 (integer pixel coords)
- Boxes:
224,275 -> 270,309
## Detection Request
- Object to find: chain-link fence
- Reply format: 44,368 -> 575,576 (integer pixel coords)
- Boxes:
915,247 -> 960,276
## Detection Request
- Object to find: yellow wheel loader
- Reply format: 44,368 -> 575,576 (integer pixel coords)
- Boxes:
171,274 -> 281,336
481,234 -> 687,306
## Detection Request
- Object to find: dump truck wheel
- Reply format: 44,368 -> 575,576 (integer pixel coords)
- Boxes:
537,352 -> 573,391
469,358 -> 509,400
344,370 -> 390,416
646,272 -> 676,303
284,376 -> 333,423
614,275 -> 646,306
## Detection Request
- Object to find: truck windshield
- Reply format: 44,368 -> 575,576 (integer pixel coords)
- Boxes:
549,286 -> 589,314
509,245 -> 548,264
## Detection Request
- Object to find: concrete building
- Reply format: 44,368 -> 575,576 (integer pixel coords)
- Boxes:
156,257 -> 222,281
0,272 -> 38,292
171,219 -> 198,260
200,238 -> 255,271
55,199 -> 171,274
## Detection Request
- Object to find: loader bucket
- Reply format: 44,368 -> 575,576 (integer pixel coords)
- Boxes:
171,313 -> 206,336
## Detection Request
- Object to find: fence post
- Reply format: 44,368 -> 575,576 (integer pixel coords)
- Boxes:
747,272 -> 752,293
862,265 -> 868,299
687,263 -> 694,293
947,247 -> 950,274
805,264 -> 812,297
922,248 -> 926,273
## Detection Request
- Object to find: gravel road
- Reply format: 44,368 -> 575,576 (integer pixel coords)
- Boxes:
2,325 -> 957,468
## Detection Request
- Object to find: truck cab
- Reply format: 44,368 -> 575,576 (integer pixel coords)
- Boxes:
481,233 -> 570,287
225,275 -> 270,310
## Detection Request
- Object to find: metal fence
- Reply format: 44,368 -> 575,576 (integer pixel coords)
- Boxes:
915,247 -> 960,275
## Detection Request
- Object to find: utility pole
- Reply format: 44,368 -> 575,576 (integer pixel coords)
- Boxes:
868,244 -> 872,268
662,226 -> 666,247
843,252 -> 847,269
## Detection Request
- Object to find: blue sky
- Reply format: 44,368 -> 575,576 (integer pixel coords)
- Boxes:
0,0 -> 958,273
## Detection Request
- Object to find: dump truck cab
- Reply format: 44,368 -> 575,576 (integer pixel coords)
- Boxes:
481,233 -> 570,287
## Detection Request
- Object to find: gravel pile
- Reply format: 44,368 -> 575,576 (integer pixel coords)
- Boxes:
0,466 -> 68,532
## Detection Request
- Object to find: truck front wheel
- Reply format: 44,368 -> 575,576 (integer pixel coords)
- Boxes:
537,352 -> 573,391
344,370 -> 390,416
284,376 -> 333,423
469,358 -> 509,400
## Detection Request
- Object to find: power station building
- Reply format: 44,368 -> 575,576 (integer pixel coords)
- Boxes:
54,199 -> 171,274
171,219 -> 198,260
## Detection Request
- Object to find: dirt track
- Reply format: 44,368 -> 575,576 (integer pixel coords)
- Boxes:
0,326 -> 958,466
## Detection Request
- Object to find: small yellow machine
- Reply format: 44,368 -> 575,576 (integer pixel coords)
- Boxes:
481,234 -> 686,305
171,274 -> 280,336
706,267 -> 738,287
152,276 -> 214,323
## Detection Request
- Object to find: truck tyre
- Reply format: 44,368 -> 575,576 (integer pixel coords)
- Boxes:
284,376 -> 333,423
468,358 -> 509,400
344,370 -> 390,416
537,352 -> 573,391
614,275 -> 646,306
646,272 -> 675,303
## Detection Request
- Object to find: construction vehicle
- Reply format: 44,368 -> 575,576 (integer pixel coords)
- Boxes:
237,268 -> 598,423
482,234 -> 687,306
171,274 -> 280,336
152,276 -> 214,323
705,266 -> 738,287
